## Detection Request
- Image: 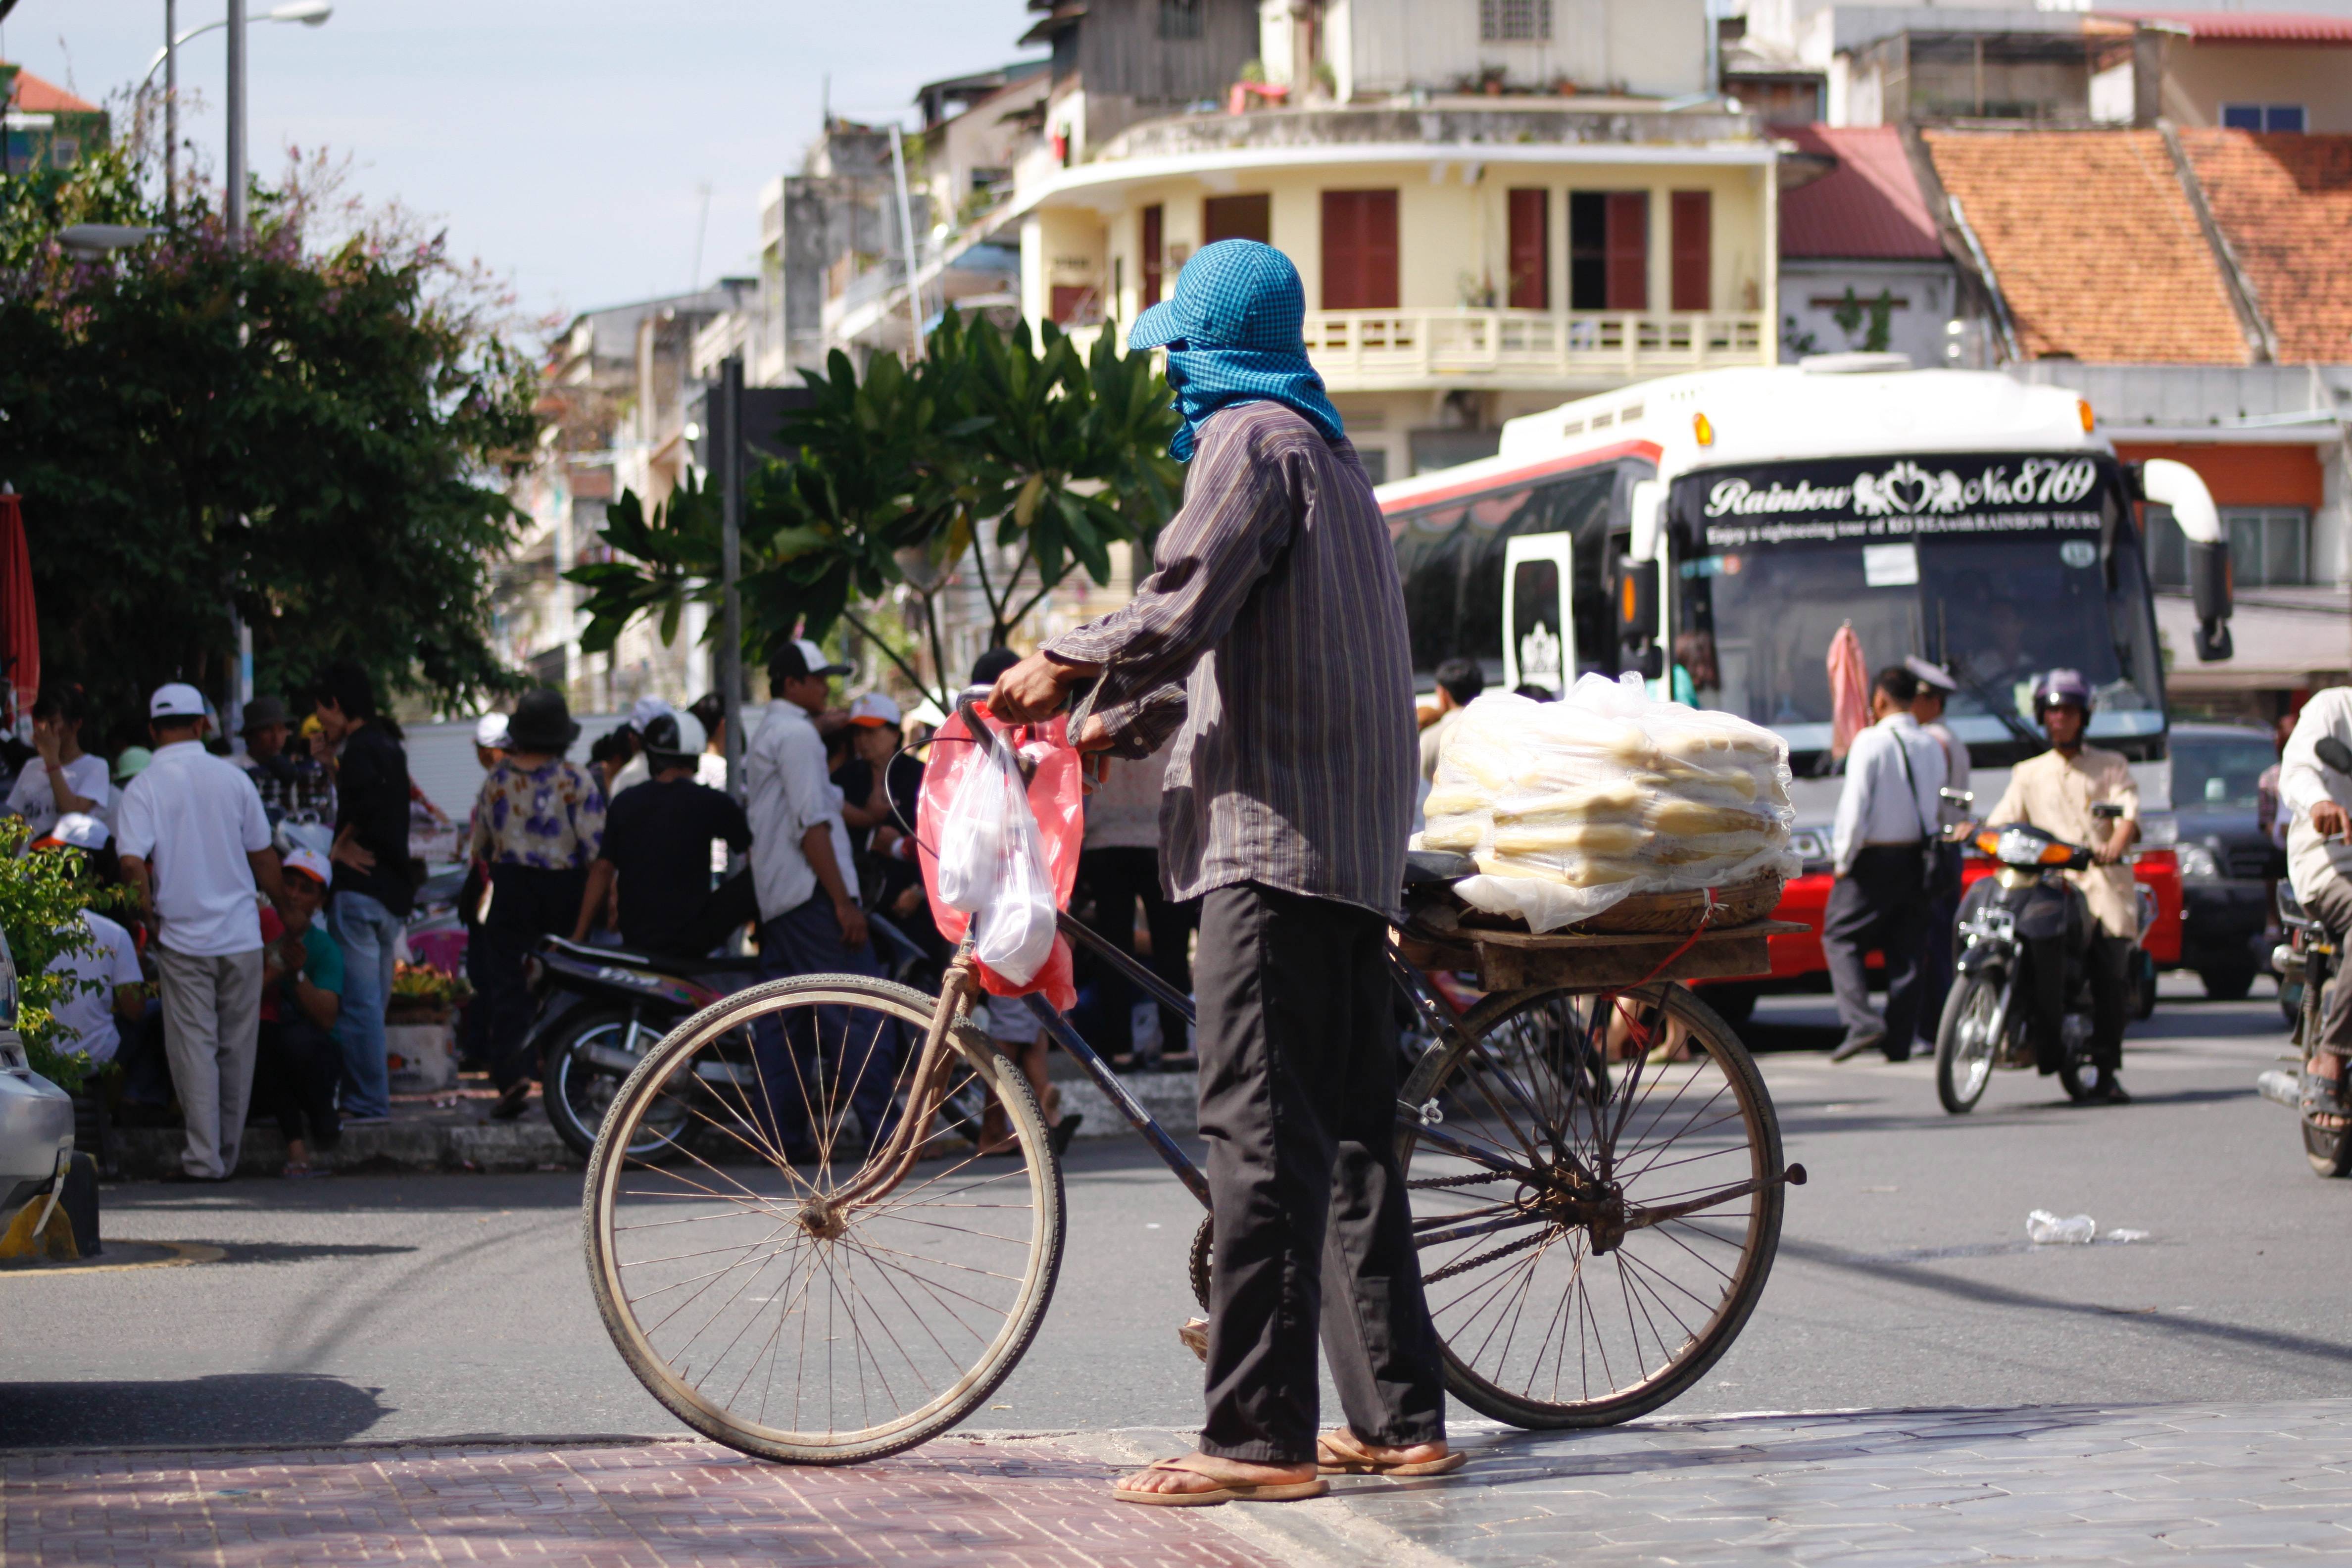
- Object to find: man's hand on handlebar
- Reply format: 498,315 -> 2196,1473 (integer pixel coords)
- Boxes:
988,652 -> 1098,725
2313,800 -> 2352,842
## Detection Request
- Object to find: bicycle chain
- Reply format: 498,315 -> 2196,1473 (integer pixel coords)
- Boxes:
1420,1223 -> 1558,1285
1409,1169 -> 1517,1191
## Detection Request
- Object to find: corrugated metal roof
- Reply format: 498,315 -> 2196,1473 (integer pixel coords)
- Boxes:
1778,125 -> 1946,262
2101,10 -> 2352,43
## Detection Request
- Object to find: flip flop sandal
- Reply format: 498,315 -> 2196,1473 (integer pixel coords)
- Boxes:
2301,1068 -> 2352,1128
1314,1434 -> 1470,1477
1112,1457 -> 1328,1507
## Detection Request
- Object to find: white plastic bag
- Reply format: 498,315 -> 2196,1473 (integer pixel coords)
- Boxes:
1423,672 -> 1799,932
937,727 -> 1058,985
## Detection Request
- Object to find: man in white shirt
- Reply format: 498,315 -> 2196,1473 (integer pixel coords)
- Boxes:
114,683 -> 291,1181
744,639 -> 895,1158
34,814 -> 146,1067
2278,687 -> 2352,1127
1824,666 -> 1948,1063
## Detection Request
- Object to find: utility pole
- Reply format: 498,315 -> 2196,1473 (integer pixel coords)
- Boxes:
163,0 -> 178,220
225,0 -> 246,244
719,354 -> 746,804
888,123 -> 924,361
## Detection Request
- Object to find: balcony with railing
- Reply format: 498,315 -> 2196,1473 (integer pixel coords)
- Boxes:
1067,307 -> 1769,390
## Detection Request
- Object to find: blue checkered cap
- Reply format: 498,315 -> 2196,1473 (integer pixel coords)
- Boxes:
1127,240 -> 1307,353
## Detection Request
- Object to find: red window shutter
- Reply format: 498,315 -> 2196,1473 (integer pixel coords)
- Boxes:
1322,189 -> 1399,310
1507,188 -> 1549,310
1141,204 -> 1165,307
1604,191 -> 1648,312
1203,193 -> 1272,245
1050,284 -> 1098,326
1670,191 -> 1711,312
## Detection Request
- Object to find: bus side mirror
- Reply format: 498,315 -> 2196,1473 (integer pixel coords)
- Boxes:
2142,458 -> 2232,662
1615,559 -> 1658,646
1628,479 -> 1666,564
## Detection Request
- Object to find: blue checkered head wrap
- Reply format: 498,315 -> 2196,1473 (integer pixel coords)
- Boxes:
1128,240 -> 1345,462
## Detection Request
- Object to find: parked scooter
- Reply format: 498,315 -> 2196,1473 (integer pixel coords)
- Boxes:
528,911 -> 957,1160
2255,734 -> 2352,1176
1932,803 -> 2125,1113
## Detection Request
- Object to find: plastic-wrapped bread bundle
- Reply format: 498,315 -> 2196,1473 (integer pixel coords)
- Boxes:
1415,672 -> 1797,932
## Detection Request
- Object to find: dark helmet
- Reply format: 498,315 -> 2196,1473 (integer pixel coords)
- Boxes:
2032,668 -> 2092,714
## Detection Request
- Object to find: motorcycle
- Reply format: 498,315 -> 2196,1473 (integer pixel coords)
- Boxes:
529,910 -> 972,1161
1932,802 -> 2126,1114
2255,734 -> 2352,1177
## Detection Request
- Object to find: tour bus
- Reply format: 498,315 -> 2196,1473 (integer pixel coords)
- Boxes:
1375,353 -> 2238,1009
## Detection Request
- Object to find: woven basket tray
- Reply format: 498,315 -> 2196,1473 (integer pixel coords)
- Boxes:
1561,872 -> 1789,936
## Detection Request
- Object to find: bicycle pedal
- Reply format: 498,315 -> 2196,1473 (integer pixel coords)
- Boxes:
1177,1316 -> 1209,1363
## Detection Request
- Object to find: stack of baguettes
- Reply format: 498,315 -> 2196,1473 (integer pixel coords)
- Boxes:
1418,681 -> 1796,929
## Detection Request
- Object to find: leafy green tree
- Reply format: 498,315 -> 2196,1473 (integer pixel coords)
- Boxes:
0,822 -> 129,1093
570,310 -> 1181,708
0,141 -> 539,734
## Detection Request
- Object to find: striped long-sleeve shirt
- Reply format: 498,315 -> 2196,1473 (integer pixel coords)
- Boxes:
1044,401 -> 1416,918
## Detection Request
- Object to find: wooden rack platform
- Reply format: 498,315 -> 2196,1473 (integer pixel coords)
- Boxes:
1397,920 -> 1811,994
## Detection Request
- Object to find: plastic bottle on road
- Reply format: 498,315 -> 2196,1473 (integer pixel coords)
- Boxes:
2026,1209 -> 2097,1245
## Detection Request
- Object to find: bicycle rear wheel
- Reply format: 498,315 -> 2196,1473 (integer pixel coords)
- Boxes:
583,974 -> 1065,1463
1398,981 -> 1787,1428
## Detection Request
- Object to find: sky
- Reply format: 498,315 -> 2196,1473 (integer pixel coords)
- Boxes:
3,0 -> 1040,322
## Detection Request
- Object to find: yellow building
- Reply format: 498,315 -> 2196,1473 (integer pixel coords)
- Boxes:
1014,100 -> 1779,482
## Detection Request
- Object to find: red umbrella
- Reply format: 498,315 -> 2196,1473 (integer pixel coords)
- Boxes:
1827,619 -> 1867,760
0,486 -> 39,728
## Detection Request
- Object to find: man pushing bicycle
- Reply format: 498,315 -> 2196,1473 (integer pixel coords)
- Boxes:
989,240 -> 1461,1505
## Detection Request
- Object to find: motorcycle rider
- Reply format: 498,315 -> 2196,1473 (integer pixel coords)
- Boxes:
570,710 -> 751,957
1978,669 -> 2140,1102
2277,686 -> 2352,1131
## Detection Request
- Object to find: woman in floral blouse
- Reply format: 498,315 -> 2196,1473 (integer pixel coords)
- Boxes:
468,688 -> 607,1118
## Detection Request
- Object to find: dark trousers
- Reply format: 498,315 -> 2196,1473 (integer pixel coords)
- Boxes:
2026,931 -> 2133,1072
475,863 -> 588,1091
1193,882 -> 1446,1464
255,1018 -> 342,1149
1822,846 -> 1930,1058
1916,847 -> 1963,1042
750,894 -> 899,1157
1072,846 -> 1198,1063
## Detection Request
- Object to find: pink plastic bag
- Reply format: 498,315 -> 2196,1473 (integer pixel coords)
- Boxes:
919,705 -> 1083,1011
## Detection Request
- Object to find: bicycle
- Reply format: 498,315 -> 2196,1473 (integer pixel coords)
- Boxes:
581,702 -> 1804,1463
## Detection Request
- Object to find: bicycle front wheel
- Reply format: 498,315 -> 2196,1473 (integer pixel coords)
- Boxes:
583,974 -> 1065,1463
1399,981 -> 1786,1428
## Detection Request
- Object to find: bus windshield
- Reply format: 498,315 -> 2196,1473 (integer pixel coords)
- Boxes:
1669,452 -> 2164,763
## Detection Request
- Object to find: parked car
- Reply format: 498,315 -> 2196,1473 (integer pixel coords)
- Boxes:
0,928 -> 74,1216
2168,722 -> 2285,999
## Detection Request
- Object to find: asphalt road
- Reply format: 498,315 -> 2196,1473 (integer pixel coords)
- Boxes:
3,974 -> 2346,1450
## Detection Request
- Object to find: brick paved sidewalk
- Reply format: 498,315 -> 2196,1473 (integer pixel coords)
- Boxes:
1,1434 -> 1277,1568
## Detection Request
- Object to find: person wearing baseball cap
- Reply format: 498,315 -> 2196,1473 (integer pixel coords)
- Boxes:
1978,669 -> 2140,1102
256,844 -> 345,1177
571,709 -> 751,957
742,636 -> 894,1159
117,681 -> 294,1181
30,814 -> 145,1077
474,712 -> 509,771
1905,658 -> 1972,1040
837,692 -> 926,920
603,695 -> 677,795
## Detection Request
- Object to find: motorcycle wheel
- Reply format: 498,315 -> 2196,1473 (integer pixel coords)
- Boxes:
2302,973 -> 2352,1178
545,1007 -> 692,1163
1934,974 -> 2003,1114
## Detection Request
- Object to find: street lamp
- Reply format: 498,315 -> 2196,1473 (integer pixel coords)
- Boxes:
57,223 -> 164,256
141,1 -> 333,229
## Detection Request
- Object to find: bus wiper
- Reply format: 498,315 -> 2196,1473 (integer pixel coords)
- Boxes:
1955,666 -> 2043,748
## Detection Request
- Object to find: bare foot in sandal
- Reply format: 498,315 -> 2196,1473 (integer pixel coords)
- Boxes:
1114,1452 -> 1323,1506
1316,1428 -> 1466,1476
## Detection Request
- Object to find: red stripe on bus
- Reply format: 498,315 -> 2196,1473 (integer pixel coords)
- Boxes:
1378,439 -> 1666,515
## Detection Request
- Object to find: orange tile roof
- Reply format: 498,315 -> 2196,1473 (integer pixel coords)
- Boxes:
1923,129 -> 2248,365
2,65 -> 100,115
2177,129 -> 2352,364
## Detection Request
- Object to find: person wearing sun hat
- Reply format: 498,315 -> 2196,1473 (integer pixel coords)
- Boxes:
984,240 -> 1449,1503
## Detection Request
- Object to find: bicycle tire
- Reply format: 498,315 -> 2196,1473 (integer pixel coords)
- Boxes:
583,973 -> 1065,1464
1398,981 -> 1786,1429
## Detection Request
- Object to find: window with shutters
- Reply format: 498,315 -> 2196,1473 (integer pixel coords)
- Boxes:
1141,204 -> 1165,308
1507,189 -> 1549,310
1159,0 -> 1203,40
1568,191 -> 1648,311
1203,193 -> 1272,245
1321,189 -> 1400,311
1480,0 -> 1552,41
1670,191 -> 1710,312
